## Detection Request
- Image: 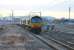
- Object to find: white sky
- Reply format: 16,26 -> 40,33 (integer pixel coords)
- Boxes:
0,0 -> 73,19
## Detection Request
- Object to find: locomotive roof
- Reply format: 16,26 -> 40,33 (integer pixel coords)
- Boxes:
32,16 -> 42,19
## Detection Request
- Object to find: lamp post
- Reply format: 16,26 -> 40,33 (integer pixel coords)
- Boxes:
10,9 -> 14,24
69,7 -> 71,20
68,0 -> 71,20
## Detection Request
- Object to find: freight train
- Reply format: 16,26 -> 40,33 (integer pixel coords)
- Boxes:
23,16 -> 42,34
22,15 -> 55,34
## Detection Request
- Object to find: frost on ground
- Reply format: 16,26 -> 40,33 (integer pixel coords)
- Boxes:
0,33 -> 28,46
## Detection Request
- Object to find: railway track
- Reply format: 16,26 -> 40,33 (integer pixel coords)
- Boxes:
43,31 -> 74,49
30,32 -> 74,50
18,24 -> 74,50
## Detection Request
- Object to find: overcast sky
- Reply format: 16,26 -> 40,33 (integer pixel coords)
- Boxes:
0,0 -> 74,19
